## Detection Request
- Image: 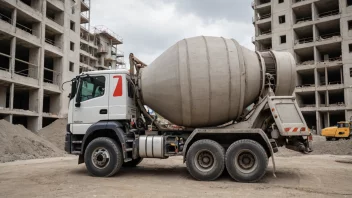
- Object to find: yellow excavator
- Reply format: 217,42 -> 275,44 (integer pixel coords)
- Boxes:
321,121 -> 352,141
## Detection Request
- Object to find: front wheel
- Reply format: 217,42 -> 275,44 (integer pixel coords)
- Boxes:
186,139 -> 225,181
84,137 -> 123,177
225,139 -> 268,183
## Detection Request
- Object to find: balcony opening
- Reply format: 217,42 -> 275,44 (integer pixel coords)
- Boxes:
327,66 -> 343,85
294,25 -> 313,45
348,20 -> 352,30
0,84 -> 11,109
16,10 -> 40,37
316,19 -> 340,42
45,25 -> 63,49
293,4 -> 312,24
302,112 -> 316,130
42,117 -> 57,128
46,1 -> 64,26
12,115 -> 28,128
315,0 -> 339,19
328,89 -> 344,107
0,38 -> 12,72
295,47 -> 314,65
0,5 -> 13,25
317,68 -> 326,86
15,40 -> 39,79
279,0 -> 284,3
257,38 -> 272,51
347,0 -> 352,7
80,54 -> 89,65
43,91 -> 60,116
297,69 -> 315,87
256,6 -> 271,21
13,86 -> 38,113
349,44 -> 352,53
19,0 -> 41,12
279,15 -> 285,24
258,0 -> 271,5
316,42 -> 342,63
329,111 -> 345,127
43,52 -> 62,85
319,112 -> 329,130
296,92 -> 316,107
318,91 -> 326,107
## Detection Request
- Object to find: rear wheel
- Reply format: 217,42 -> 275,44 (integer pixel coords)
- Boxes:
225,139 -> 268,183
122,157 -> 143,167
186,139 -> 225,181
84,137 -> 123,177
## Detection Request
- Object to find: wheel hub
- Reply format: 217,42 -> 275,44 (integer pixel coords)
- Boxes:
195,150 -> 214,171
235,149 -> 258,173
92,147 -> 110,169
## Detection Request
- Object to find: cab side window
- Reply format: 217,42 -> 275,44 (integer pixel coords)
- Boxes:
80,76 -> 105,102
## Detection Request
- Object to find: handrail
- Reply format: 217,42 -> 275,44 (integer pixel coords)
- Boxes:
318,32 -> 340,40
0,66 -> 10,72
0,12 -> 12,24
295,37 -> 313,44
296,16 -> 312,24
318,56 -> 342,63
260,30 -> 271,35
318,9 -> 339,18
258,13 -> 271,20
293,0 -> 308,4
16,22 -> 33,35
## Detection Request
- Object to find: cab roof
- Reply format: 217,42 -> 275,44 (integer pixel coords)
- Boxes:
81,69 -> 130,76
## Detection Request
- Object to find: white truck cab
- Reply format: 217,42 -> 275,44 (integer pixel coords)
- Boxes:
68,69 -> 137,135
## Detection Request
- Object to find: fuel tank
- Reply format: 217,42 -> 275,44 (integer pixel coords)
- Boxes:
140,36 -> 296,127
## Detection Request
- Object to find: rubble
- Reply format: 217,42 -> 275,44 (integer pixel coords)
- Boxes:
0,120 -> 64,163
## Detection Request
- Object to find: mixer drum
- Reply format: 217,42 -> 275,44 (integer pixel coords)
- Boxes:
140,36 -> 296,128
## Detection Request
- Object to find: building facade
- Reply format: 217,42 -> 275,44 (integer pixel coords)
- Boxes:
0,0 -> 124,131
252,0 -> 352,133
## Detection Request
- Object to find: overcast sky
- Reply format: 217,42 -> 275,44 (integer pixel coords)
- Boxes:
90,0 -> 254,67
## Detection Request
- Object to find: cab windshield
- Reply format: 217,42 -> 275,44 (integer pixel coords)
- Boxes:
337,123 -> 349,128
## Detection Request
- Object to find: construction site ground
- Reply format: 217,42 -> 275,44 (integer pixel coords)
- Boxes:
1,155 -> 352,198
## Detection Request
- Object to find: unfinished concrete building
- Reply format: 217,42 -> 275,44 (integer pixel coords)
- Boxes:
0,0 -> 123,131
79,25 -> 124,73
252,0 -> 352,133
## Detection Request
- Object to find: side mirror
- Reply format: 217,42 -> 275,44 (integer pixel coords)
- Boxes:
75,101 -> 81,107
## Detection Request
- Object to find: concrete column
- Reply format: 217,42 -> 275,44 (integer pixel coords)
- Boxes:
27,116 -> 39,132
340,67 -> 343,84
325,67 -> 328,87
11,8 -> 17,26
326,90 -> 330,106
10,37 -> 16,77
9,83 -> 14,110
312,2 -> 318,21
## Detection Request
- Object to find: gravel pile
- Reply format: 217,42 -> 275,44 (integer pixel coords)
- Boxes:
276,135 -> 352,157
0,120 -> 64,163
37,118 -> 67,150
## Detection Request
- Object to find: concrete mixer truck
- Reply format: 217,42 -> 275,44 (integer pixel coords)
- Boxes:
64,36 -> 312,183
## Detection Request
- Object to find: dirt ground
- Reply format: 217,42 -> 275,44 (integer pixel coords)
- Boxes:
0,155 -> 352,198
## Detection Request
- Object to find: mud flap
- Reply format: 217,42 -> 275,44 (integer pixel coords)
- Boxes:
78,154 -> 84,164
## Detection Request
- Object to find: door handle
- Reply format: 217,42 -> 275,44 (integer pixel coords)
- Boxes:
100,109 -> 108,114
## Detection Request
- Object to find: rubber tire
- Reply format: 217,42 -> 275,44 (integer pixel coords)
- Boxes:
186,139 -> 225,181
225,139 -> 268,183
122,157 -> 143,167
84,137 -> 123,177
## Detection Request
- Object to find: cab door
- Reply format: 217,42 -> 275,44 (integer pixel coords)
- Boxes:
335,123 -> 349,138
72,75 -> 109,134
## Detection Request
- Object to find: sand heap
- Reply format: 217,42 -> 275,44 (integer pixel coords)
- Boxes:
37,118 -> 67,150
0,120 -> 64,163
